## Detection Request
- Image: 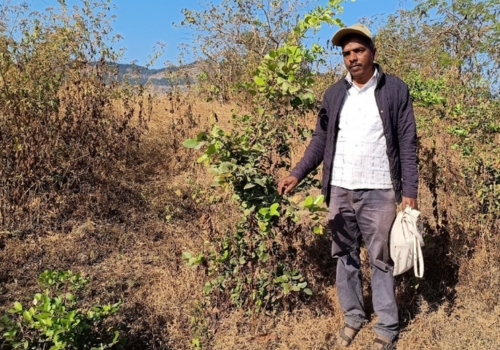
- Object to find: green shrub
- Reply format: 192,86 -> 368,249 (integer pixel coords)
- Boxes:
0,270 -> 121,349
182,3 -> 345,346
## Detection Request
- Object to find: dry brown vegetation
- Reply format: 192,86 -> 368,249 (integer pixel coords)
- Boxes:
1,93 -> 499,349
1,0 -> 500,349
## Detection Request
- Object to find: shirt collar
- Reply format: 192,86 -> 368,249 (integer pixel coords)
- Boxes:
345,67 -> 378,91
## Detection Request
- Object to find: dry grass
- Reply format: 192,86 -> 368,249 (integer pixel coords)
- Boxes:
1,93 -> 499,350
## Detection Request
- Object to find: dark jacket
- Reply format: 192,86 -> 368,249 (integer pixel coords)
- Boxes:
290,64 -> 418,204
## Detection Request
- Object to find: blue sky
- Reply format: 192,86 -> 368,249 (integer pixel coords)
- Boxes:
30,0 -> 415,68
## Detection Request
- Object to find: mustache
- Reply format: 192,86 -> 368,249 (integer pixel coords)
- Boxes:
349,63 -> 361,68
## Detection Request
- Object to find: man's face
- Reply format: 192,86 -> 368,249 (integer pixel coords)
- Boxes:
342,37 -> 377,82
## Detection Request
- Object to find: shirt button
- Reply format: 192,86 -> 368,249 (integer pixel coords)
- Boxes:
380,110 -> 384,114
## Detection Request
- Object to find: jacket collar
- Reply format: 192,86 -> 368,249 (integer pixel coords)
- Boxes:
374,63 -> 385,89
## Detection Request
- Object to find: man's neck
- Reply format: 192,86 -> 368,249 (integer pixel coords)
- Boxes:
352,66 -> 376,88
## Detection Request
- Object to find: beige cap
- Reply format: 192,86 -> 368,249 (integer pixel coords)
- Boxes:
331,23 -> 373,46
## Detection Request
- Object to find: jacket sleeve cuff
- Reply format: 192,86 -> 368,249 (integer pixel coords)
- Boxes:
290,168 -> 305,182
402,188 -> 418,199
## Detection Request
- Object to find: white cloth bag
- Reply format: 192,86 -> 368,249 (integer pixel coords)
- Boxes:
390,206 -> 425,277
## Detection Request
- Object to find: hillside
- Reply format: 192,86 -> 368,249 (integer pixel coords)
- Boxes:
107,62 -> 201,92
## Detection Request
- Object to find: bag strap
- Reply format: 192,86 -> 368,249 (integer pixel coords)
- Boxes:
403,209 -> 425,278
413,235 -> 424,277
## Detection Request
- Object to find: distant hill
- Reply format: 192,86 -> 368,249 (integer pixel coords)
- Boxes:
105,62 -> 201,92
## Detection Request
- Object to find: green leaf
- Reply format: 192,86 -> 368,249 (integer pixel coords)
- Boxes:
196,132 -> 207,141
243,183 -> 255,190
34,312 -> 51,320
303,288 -> 313,296
182,252 -> 192,261
258,221 -> 268,231
188,254 -> 204,266
254,77 -> 266,86
258,207 -> 269,215
274,276 -> 285,283
205,144 -> 217,155
197,154 -> 208,163
313,226 -> 324,235
3,330 -> 14,339
183,139 -> 199,148
254,178 -> 266,187
22,310 -> 32,321
258,241 -> 267,253
301,92 -> 315,102
313,195 -> 324,206
297,282 -> 307,289
14,302 -> 22,312
281,81 -> 290,92
270,211 -> 279,218
11,341 -> 23,349
67,310 -> 76,322
303,196 -> 313,208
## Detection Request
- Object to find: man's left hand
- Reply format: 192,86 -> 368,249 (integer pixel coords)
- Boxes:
401,196 -> 418,210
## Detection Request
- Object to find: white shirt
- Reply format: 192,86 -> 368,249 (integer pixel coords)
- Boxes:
330,69 -> 392,189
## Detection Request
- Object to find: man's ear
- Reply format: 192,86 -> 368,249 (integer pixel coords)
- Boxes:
373,47 -> 378,61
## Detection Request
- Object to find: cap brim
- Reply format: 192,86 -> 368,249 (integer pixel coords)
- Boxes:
331,28 -> 371,46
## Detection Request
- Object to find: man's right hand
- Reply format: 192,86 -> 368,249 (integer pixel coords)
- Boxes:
277,176 -> 299,195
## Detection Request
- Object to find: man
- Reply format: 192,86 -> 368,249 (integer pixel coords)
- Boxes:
277,24 -> 418,350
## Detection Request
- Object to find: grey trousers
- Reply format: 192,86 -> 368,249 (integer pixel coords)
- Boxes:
328,186 -> 398,341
